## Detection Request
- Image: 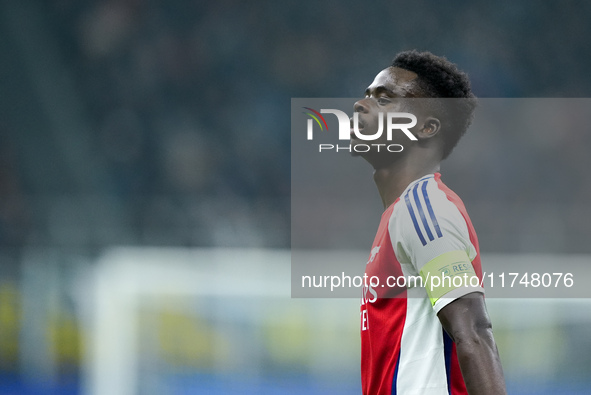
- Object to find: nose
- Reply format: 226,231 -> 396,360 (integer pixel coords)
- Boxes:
354,98 -> 369,114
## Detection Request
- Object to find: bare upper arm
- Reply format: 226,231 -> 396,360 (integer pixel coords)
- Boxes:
437,292 -> 492,342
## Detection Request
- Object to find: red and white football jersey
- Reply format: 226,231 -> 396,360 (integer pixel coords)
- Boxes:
361,173 -> 484,395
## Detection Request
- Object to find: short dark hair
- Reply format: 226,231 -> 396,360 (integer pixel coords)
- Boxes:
391,50 -> 477,159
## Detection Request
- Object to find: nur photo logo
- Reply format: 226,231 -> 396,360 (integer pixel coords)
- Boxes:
303,107 -> 418,153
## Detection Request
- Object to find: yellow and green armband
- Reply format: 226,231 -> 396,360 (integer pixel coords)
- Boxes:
419,250 -> 479,306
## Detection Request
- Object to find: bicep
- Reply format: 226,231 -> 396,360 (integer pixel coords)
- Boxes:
437,292 -> 492,343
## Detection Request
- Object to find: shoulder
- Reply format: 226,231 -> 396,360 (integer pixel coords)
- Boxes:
390,174 -> 465,240
389,173 -> 476,267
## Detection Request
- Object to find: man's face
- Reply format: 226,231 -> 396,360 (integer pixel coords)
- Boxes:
350,67 -> 423,157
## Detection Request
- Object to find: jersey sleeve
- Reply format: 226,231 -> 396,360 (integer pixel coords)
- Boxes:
389,178 -> 484,313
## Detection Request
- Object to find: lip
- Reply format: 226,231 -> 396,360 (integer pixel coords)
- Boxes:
350,116 -> 364,139
350,117 -> 364,131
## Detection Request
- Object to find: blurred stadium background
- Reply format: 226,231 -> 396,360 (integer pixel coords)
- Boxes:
0,0 -> 591,394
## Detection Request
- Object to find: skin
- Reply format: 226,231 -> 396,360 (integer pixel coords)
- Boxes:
354,67 -> 507,395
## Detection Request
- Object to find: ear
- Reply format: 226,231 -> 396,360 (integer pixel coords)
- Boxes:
417,117 -> 441,139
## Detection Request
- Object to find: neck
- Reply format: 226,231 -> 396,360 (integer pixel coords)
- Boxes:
372,154 -> 441,209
